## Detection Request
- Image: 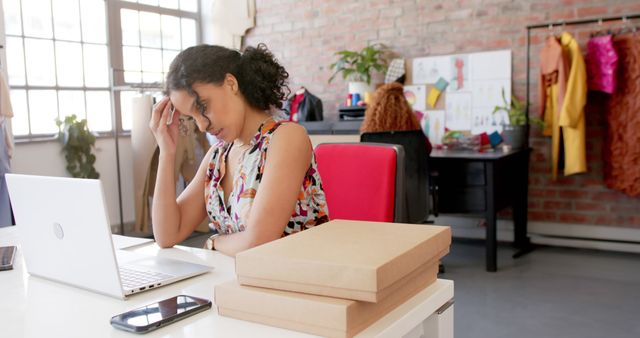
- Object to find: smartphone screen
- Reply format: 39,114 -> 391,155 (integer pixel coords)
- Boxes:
110,295 -> 211,333
0,246 -> 16,271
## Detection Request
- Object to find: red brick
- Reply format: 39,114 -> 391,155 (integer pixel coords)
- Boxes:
529,211 -> 557,222
576,6 -> 609,18
575,202 -> 607,212
543,200 -> 572,210
558,190 -> 587,200
559,212 -> 593,224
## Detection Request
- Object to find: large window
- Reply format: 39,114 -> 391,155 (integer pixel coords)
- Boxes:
112,0 -> 199,131
2,0 -> 199,137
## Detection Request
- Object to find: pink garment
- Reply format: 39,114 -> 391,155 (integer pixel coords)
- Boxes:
586,35 -> 618,94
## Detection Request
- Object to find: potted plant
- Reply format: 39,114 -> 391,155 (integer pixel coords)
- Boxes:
492,88 -> 543,149
328,44 -> 388,98
55,114 -> 100,179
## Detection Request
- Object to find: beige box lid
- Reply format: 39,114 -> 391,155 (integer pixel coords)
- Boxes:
217,261 -> 439,338
236,220 -> 451,302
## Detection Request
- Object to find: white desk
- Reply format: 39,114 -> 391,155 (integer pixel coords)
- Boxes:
0,227 -> 454,338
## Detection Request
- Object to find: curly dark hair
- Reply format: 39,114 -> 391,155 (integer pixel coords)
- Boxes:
165,43 -> 290,111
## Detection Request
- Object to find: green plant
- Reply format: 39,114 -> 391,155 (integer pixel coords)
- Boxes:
492,88 -> 544,127
328,44 -> 388,85
55,114 -> 100,179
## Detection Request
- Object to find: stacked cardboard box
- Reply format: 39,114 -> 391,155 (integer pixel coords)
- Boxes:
215,220 -> 451,338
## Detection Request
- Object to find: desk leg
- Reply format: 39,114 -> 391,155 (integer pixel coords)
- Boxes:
513,152 -> 533,258
485,162 -> 497,272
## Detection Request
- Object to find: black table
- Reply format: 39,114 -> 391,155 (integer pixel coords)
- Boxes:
430,148 -> 533,272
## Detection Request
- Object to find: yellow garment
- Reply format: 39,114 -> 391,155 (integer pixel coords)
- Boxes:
544,32 -> 587,179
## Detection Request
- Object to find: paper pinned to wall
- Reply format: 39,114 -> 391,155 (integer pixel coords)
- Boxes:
469,50 -> 511,80
423,110 -> 445,146
403,84 -> 427,112
412,56 -> 452,84
449,54 -> 469,92
445,92 -> 472,131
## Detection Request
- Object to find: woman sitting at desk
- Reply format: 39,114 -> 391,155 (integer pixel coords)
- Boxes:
149,44 -> 329,256
360,82 -> 432,154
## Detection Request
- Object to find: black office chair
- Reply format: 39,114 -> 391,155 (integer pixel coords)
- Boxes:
361,130 -> 444,274
360,130 -> 433,223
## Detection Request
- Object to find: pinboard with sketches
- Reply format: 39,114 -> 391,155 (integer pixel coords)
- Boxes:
403,50 -> 512,145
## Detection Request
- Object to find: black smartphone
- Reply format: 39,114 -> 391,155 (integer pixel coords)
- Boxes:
0,246 -> 16,271
110,295 -> 211,334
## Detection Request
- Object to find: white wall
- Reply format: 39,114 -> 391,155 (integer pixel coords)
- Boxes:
12,137 -> 136,231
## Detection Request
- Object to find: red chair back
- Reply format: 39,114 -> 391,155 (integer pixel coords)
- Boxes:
315,143 -> 405,222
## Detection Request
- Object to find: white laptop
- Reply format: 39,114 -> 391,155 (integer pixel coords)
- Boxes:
6,174 -> 212,299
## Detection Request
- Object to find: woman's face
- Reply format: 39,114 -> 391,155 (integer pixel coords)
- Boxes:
169,74 -> 246,142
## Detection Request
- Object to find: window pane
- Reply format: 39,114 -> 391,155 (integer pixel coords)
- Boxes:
181,18 -> 197,49
9,90 -> 30,136
162,50 -> 179,73
120,9 -> 140,46
52,0 -> 81,41
141,48 -> 162,73
161,15 -> 181,50
124,71 -> 142,83
85,91 -> 112,131
139,11 -> 161,48
22,0 -> 53,38
180,0 -> 198,12
80,0 -> 107,44
6,37 -> 26,86
159,0 -> 179,10
139,0 -> 158,5
3,0 -> 23,35
24,38 -> 56,86
142,72 -> 162,84
83,44 -> 109,87
120,91 -> 138,131
28,90 -> 58,134
55,42 -> 84,86
58,90 -> 86,120
123,46 -> 141,71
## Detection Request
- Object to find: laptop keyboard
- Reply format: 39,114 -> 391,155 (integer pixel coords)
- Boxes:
119,266 -> 174,290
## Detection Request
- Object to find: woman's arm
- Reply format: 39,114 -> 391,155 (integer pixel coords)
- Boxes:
213,123 -> 312,256
152,145 -> 214,248
148,97 -> 213,248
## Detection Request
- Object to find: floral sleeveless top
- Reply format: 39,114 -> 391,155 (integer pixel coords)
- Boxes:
204,120 -> 329,236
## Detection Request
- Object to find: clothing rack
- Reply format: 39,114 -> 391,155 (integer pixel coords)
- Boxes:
524,14 -> 640,123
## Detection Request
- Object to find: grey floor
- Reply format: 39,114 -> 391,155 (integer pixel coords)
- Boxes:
441,240 -> 640,338
178,234 -> 640,338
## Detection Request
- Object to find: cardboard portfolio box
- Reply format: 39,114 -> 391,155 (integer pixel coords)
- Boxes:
236,220 -> 451,302
216,260 -> 440,338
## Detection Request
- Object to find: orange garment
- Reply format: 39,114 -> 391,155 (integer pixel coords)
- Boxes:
604,33 -> 640,196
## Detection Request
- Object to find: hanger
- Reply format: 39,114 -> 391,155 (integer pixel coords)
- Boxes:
616,16 -> 638,36
590,18 -> 613,37
295,86 -> 306,96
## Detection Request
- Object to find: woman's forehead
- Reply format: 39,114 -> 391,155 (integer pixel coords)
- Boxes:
169,90 -> 196,111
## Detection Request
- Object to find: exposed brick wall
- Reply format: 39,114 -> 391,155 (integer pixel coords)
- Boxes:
245,0 -> 640,228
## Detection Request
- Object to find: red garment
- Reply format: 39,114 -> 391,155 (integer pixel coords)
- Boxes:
289,93 -> 305,122
604,33 -> 640,196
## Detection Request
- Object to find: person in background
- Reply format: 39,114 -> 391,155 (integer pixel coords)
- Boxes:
149,44 -> 329,257
360,82 -> 432,154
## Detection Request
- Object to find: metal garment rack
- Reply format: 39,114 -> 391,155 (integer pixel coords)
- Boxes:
524,13 -> 640,120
